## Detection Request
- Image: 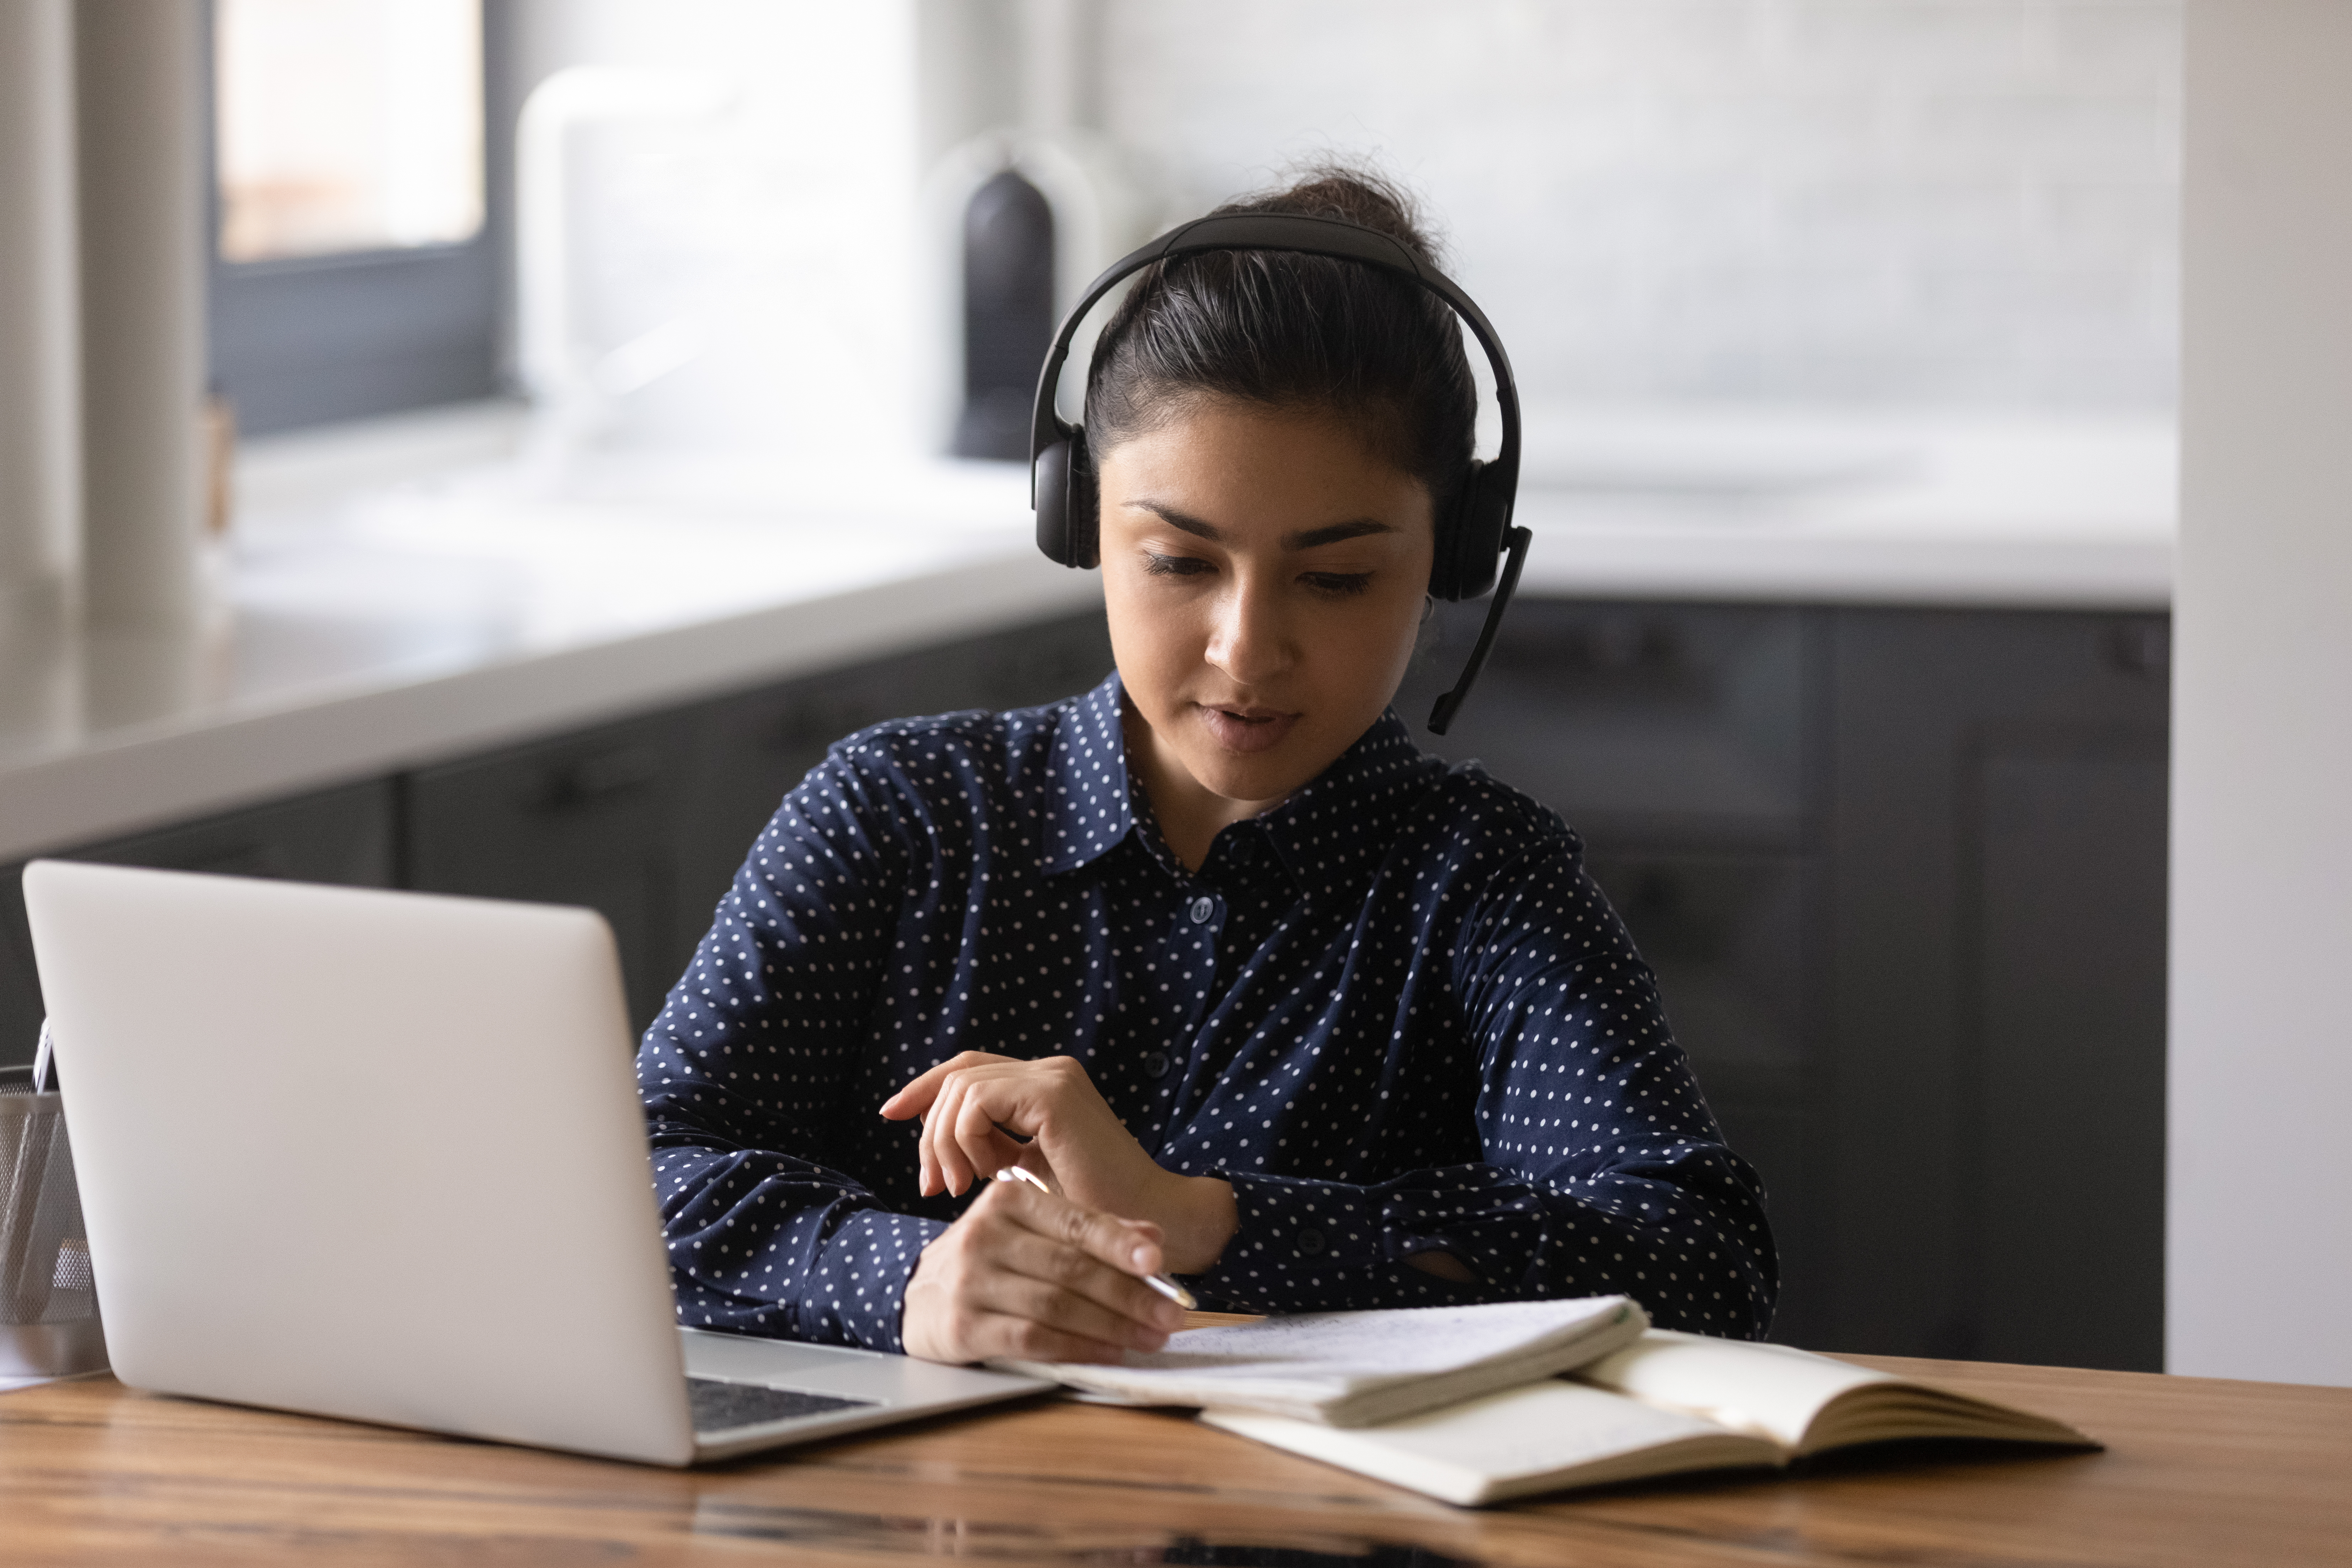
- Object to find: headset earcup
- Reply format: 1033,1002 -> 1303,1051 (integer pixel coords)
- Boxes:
1067,436 -> 1100,569
1033,434 -> 1101,570
1432,459 -> 1507,602
1034,438 -> 1074,565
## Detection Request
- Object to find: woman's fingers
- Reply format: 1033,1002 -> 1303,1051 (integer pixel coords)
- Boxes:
879,1050 -> 1018,1121
918,1062 -> 1045,1196
917,1072 -> 967,1195
994,1182 -> 1178,1349
900,1180 -> 1186,1365
952,1078 -> 1021,1193
925,1073 -> 993,1196
953,1310 -> 1131,1365
1025,1177 -> 1167,1281
998,1200 -> 1169,1319
915,1077 -> 945,1195
965,1257 -> 1162,1354
890,1052 -> 1163,1224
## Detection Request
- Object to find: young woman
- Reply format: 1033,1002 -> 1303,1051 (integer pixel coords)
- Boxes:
638,170 -> 1776,1366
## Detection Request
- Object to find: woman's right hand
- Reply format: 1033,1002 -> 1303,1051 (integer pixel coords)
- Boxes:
900,1176 -> 1188,1365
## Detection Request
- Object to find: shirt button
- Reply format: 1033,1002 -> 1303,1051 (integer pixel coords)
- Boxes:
1297,1228 -> 1327,1256
1188,896 -> 1216,924
1143,1050 -> 1170,1078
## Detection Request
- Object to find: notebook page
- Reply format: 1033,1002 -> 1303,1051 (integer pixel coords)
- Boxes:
1118,1296 -> 1633,1387
1575,1330 -> 1893,1449
1205,1378 -> 1772,1505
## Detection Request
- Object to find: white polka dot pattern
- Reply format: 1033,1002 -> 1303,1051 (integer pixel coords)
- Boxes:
637,673 -> 1778,1352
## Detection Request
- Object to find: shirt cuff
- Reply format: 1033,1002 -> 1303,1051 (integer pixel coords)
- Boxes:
799,1209 -> 949,1353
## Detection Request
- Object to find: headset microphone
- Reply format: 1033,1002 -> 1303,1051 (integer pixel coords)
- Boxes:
1027,212 -> 1530,736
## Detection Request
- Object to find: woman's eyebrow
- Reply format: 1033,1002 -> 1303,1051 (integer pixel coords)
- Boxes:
1129,500 -> 1221,540
1127,503 -> 1396,551
1284,519 -> 1396,550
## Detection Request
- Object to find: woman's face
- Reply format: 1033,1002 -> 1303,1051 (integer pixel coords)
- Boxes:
1096,397 -> 1435,818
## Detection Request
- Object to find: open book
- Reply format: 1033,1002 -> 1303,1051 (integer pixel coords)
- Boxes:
1202,1328 -> 2099,1505
993,1296 -> 1648,1428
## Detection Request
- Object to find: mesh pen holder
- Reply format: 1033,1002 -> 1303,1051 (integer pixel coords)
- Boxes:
1,1041 -> 107,1378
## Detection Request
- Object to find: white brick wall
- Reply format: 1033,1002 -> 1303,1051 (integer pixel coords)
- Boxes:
1095,0 -> 2180,410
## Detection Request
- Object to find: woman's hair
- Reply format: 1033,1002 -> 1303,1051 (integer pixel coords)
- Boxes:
1084,164 -> 1479,517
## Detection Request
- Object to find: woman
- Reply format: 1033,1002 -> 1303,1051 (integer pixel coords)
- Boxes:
639,169 -> 1776,1366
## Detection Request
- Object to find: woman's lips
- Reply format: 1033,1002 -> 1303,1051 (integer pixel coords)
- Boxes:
1195,702 -> 1299,755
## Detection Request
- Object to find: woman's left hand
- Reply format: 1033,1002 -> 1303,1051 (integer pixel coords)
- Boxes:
880,1052 -> 1236,1275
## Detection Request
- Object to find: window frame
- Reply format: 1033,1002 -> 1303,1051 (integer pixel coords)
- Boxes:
202,0 -> 516,436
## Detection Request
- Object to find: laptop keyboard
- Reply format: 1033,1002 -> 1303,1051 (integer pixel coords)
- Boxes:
687,1376 -> 878,1433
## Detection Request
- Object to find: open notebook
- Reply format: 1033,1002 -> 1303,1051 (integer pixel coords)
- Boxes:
1203,1329 -> 2098,1505
994,1296 -> 1647,1428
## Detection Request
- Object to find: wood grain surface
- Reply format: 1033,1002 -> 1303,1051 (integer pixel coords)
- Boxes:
2,1328 -> 2347,1567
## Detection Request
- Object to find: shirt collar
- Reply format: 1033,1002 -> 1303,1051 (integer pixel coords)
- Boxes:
1042,673 -> 1445,888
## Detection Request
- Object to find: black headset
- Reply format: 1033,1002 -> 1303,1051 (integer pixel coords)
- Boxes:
1029,212 -> 1532,735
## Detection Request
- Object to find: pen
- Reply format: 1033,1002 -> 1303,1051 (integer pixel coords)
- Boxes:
992,1164 -> 1198,1310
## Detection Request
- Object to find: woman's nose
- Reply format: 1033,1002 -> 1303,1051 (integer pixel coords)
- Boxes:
1204,574 -> 1294,688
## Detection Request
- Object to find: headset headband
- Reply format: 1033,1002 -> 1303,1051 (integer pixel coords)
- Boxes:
1029,212 -> 1521,497
1028,211 -> 1532,735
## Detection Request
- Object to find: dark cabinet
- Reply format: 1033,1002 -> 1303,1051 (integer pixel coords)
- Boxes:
0,780 -> 398,1066
0,878 -> 44,1067
1401,599 -> 2169,1369
1402,599 -> 1813,849
1825,610 -> 2169,1369
404,710 -> 700,1032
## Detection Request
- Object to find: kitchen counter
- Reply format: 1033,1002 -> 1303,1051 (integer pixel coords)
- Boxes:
1511,404 -> 2174,608
0,473 -> 1099,865
0,403 -> 2174,866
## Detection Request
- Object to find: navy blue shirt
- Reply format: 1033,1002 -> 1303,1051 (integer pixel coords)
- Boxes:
638,673 -> 1776,1349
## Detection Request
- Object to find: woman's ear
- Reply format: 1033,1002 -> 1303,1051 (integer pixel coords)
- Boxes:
1412,594 -> 1444,665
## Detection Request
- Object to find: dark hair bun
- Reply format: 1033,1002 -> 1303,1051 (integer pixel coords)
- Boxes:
1084,162 -> 1476,516
1213,164 -> 1446,268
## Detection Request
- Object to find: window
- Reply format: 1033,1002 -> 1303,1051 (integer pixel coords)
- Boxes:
215,0 -> 485,263
207,0 -> 511,435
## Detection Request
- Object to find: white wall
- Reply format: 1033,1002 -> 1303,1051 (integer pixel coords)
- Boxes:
503,0 -> 2182,454
2169,0 -> 2352,1387
1098,0 -> 2181,412
506,0 -> 922,462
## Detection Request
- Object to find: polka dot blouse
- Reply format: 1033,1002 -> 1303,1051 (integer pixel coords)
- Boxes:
638,672 -> 1778,1351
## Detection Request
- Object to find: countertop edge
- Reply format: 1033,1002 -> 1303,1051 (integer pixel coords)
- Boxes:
1516,531 -> 2175,610
1,524 -> 2175,864
0,553 -> 1102,864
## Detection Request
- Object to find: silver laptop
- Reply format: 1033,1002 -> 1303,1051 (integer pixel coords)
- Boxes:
21,859 -> 1047,1465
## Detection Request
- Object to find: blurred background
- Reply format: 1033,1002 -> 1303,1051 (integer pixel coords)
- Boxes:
198,0 -> 2182,450
0,0 -> 2205,1377
5,0 -> 2343,1393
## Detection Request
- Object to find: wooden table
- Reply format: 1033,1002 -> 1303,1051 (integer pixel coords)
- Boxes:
3,1332 -> 2347,1566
